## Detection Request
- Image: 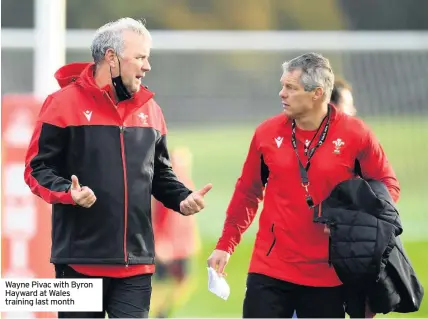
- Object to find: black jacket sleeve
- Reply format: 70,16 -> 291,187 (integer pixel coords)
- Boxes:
151,134 -> 192,213
24,95 -> 75,205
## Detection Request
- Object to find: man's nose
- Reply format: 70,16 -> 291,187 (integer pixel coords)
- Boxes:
143,61 -> 151,72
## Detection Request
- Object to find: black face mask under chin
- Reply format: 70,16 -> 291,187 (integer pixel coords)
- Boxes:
110,58 -> 132,102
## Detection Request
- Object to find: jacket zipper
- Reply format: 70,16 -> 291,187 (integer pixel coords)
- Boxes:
102,92 -> 129,266
119,125 -> 129,266
266,224 -> 276,256
93,88 -> 163,267
327,222 -> 337,267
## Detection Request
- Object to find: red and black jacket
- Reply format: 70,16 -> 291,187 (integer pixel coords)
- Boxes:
24,62 -> 192,266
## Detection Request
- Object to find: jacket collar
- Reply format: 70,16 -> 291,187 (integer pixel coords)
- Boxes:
284,103 -> 340,126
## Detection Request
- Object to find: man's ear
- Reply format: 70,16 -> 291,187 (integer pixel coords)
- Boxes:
105,48 -> 116,68
312,87 -> 324,101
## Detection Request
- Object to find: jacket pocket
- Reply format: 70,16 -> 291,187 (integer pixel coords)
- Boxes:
266,224 -> 276,256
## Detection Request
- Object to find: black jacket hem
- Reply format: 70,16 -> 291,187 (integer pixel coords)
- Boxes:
50,257 -> 154,265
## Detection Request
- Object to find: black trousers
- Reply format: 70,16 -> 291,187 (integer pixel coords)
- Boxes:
243,273 -> 345,318
55,264 -> 152,318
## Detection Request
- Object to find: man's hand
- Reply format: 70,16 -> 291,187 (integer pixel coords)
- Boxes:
70,175 -> 97,208
207,249 -> 231,276
324,224 -> 330,235
179,183 -> 212,216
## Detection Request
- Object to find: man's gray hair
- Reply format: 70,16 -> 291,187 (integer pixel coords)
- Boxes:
282,52 -> 335,101
90,17 -> 151,65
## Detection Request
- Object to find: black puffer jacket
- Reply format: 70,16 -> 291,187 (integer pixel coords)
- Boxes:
314,178 -> 424,316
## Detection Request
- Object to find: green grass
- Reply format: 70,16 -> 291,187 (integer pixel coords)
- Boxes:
162,116 -> 428,318
171,240 -> 427,318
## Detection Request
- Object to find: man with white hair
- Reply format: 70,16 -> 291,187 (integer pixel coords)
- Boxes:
24,18 -> 212,318
208,52 -> 399,318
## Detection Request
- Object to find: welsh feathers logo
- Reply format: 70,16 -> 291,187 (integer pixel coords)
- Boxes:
332,138 -> 345,154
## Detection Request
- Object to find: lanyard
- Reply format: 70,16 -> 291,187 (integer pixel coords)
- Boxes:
291,107 -> 331,208
303,121 -> 324,156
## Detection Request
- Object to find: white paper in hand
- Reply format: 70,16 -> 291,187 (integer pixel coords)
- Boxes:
207,267 -> 230,300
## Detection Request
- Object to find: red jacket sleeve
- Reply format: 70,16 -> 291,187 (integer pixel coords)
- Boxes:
216,131 -> 266,254
357,125 -> 400,202
24,95 -> 75,205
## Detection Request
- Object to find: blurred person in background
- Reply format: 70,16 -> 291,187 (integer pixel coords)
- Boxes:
24,17 -> 212,318
330,77 -> 357,116
207,52 -> 399,318
150,146 -> 201,318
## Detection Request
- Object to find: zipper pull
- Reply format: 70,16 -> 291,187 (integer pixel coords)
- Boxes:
119,126 -> 124,133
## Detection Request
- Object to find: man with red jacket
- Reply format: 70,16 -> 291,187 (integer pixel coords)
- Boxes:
24,17 -> 212,318
207,52 -> 399,318
150,147 -> 201,318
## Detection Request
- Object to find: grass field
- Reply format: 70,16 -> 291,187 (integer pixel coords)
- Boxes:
161,116 -> 428,318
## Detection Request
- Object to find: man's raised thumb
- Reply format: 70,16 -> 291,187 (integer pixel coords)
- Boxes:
71,175 -> 81,191
197,183 -> 213,196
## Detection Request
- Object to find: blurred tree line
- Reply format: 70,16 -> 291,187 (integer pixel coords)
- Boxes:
63,0 -> 344,30
2,0 -> 428,30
